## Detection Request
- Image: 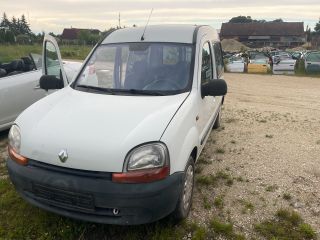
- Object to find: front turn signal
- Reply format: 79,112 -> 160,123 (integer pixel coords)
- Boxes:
112,166 -> 169,183
8,146 -> 28,166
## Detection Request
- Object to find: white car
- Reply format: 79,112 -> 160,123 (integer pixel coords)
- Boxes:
0,39 -> 82,131
272,55 -> 296,75
7,25 -> 227,225
225,56 -> 246,73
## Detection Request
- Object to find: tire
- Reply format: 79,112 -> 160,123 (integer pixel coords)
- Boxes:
213,106 -> 222,129
172,156 -> 195,221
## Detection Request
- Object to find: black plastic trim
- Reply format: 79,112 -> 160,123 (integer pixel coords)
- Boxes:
7,158 -> 184,225
28,160 -> 112,179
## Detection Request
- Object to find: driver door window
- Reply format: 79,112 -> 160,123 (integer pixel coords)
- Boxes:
45,41 -> 61,79
201,42 -> 213,86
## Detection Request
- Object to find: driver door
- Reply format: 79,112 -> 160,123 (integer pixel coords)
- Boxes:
42,34 -> 69,93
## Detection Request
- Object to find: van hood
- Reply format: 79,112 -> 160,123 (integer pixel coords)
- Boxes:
16,87 -> 189,172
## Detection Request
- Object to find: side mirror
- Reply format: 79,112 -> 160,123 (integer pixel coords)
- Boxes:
202,79 -> 227,97
39,75 -> 64,90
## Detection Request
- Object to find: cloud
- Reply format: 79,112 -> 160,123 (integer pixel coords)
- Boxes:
1,0 -> 319,33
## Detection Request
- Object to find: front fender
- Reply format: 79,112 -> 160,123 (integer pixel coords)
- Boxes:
160,92 -> 199,174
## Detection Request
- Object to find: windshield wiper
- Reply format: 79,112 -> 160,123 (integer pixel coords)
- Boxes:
76,85 -> 165,96
76,85 -> 116,94
125,89 -> 165,96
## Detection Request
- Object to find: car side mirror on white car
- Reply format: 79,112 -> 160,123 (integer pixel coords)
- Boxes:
39,75 -> 64,91
201,79 -> 228,97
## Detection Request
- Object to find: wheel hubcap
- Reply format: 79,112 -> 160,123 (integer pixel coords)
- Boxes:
182,165 -> 194,210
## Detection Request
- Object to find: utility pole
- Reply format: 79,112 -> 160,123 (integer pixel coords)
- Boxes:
118,12 -> 121,29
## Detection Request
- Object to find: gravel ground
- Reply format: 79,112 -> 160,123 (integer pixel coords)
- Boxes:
0,73 -> 319,238
190,73 -> 320,237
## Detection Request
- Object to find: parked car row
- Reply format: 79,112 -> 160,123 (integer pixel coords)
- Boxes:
224,49 -> 320,75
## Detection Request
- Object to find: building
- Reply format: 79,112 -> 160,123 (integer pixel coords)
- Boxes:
61,28 -> 101,42
220,22 -> 306,48
311,35 -> 320,49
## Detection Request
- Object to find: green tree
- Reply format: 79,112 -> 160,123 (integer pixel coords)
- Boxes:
19,14 -> 31,35
0,12 -> 10,28
4,30 -> 15,42
10,16 -> 19,35
16,34 -> 30,44
272,18 -> 284,22
315,18 -> 320,33
78,29 -> 91,44
229,16 -> 254,23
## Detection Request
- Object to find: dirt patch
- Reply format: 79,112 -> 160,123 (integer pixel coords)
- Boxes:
190,73 -> 320,237
221,39 -> 249,52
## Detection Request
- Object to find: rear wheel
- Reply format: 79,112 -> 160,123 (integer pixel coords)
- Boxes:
172,156 -> 195,221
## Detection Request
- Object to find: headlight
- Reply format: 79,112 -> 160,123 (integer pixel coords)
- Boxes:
112,142 -> 170,183
8,125 -> 21,153
8,124 -> 28,165
125,143 -> 169,171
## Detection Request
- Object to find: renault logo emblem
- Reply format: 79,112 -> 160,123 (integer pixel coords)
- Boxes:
58,149 -> 68,163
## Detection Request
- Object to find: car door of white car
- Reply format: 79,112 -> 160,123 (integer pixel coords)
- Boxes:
0,35 -> 69,131
196,39 -> 220,151
0,69 -> 47,131
42,34 -> 69,93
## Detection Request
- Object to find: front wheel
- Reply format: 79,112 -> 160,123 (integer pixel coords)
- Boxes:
172,156 -> 195,221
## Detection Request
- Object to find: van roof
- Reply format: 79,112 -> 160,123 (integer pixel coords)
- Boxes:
102,24 -> 200,44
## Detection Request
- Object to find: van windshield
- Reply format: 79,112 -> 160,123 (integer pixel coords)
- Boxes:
74,42 -> 194,95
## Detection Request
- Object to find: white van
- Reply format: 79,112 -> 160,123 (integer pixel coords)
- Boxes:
7,25 -> 227,225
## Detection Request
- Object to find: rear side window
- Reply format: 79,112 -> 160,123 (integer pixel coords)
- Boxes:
212,42 -> 224,78
201,42 -> 213,84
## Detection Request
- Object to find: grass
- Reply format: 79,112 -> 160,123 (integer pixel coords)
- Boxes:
258,119 -> 267,123
209,218 -> 245,240
213,195 -> 224,209
238,200 -> 254,214
236,176 -> 244,182
215,148 -> 225,154
283,193 -> 292,201
265,184 -> 279,192
197,157 -> 212,165
0,177 -> 213,239
0,44 -> 91,62
203,196 -> 211,210
196,171 -> 234,187
255,209 -> 317,240
316,140 -> 320,145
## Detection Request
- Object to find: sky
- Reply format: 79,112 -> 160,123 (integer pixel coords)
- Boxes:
1,0 -> 320,34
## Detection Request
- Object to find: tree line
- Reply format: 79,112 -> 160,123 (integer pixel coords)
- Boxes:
0,12 -> 36,43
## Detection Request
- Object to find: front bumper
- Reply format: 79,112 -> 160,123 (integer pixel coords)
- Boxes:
7,158 -> 184,225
